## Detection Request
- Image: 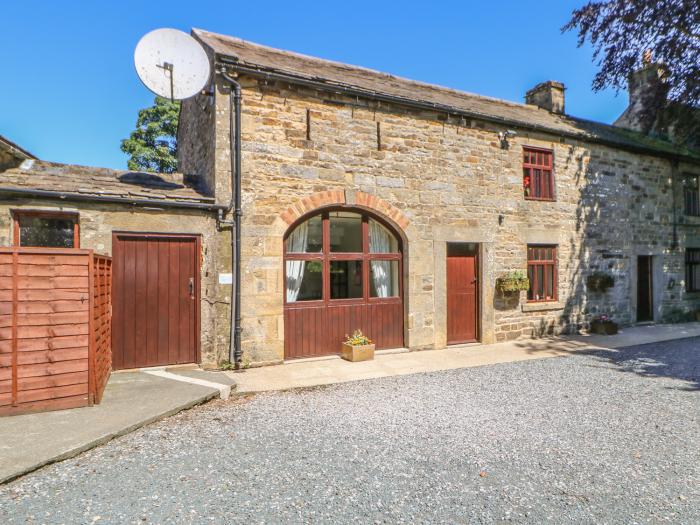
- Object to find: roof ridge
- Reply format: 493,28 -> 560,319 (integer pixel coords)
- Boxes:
193,28 -> 535,113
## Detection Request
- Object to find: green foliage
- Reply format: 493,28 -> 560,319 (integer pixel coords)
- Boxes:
586,272 -> 615,292
121,96 -> 180,173
219,360 -> 235,371
344,330 -> 373,346
496,270 -> 530,293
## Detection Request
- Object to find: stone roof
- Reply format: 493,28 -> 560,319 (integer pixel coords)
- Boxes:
0,160 -> 216,206
0,135 -> 36,160
193,29 -> 700,163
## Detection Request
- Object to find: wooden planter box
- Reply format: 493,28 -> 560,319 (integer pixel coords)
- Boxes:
590,320 -> 618,335
0,247 -> 112,416
341,343 -> 375,362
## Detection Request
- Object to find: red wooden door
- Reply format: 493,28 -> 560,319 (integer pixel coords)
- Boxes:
446,243 -> 478,344
112,234 -> 200,370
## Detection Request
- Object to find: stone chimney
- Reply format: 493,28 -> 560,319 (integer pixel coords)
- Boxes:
525,81 -> 566,114
614,51 -> 669,134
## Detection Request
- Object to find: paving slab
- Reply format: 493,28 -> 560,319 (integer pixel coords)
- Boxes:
229,322 -> 700,393
0,372 -> 218,484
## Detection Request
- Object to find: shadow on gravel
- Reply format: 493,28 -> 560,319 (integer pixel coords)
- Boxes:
513,337 -> 700,391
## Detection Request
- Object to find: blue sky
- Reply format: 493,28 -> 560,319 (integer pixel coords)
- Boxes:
1,0 -> 628,170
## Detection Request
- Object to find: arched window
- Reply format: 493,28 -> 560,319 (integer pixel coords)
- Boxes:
284,210 -> 402,304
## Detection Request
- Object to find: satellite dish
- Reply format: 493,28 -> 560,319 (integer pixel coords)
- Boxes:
134,28 -> 211,101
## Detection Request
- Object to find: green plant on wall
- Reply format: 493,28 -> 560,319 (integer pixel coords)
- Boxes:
496,270 -> 530,293
586,272 -> 615,292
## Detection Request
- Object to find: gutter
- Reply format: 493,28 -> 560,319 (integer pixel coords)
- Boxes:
218,56 -> 699,166
0,187 -> 226,212
218,68 -> 243,369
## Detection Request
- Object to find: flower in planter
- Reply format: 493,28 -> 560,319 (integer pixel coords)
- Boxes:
593,314 -> 611,323
344,330 -> 372,346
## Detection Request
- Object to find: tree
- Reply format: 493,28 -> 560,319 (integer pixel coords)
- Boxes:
563,0 -> 700,143
121,96 -> 180,173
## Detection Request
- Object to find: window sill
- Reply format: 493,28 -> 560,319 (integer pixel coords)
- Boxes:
521,301 -> 564,312
524,197 -> 556,202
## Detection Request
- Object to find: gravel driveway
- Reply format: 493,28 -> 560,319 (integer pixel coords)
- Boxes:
2,338 -> 699,524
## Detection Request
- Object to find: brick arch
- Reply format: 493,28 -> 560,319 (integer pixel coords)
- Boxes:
278,190 -> 410,234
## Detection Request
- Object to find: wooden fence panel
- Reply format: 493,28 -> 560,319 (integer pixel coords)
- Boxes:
91,254 -> 112,404
0,247 -> 111,416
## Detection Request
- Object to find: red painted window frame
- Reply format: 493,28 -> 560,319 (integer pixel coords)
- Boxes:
12,210 -> 80,248
527,245 -> 558,302
686,248 -> 700,292
283,208 -> 403,309
523,146 -> 555,201
684,175 -> 700,217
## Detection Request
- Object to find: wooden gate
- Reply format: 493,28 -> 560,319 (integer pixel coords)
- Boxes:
0,247 -> 112,415
111,233 -> 200,370
446,243 -> 479,344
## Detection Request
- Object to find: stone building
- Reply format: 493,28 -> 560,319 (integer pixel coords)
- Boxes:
2,28 -> 699,371
179,29 -> 700,365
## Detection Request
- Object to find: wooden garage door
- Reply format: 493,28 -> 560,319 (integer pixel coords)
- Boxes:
112,234 -> 200,370
446,243 -> 479,344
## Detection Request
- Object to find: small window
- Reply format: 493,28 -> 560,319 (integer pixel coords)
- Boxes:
13,211 -> 79,248
686,248 -> 700,292
523,147 -> 554,201
684,175 -> 700,217
527,245 -> 557,302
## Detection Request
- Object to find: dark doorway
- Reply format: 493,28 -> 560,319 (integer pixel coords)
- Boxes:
446,243 -> 479,344
637,255 -> 653,322
112,233 -> 200,369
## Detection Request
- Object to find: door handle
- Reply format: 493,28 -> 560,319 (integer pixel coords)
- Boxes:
189,277 -> 195,298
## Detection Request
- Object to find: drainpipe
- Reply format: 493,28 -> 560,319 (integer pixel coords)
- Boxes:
219,69 -> 243,369
671,159 -> 679,251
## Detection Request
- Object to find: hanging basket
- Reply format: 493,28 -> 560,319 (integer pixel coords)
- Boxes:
496,272 -> 530,293
587,272 -> 615,292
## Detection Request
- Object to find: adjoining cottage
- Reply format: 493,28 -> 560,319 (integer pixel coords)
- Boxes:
2,29 -> 699,371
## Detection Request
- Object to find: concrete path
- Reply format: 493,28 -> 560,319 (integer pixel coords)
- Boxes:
0,372 -> 220,484
229,322 -> 700,393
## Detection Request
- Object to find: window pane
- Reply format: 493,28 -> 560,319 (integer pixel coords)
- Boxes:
369,219 -> 399,253
527,265 -> 534,301
330,260 -> 363,299
287,215 -> 322,253
285,260 -> 322,302
523,168 -> 531,196
370,260 -> 399,297
546,266 -> 555,299
536,266 -> 544,300
19,215 -> 74,248
329,212 -> 362,252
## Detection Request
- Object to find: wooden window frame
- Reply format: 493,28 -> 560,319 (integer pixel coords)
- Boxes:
683,174 -> 700,217
12,210 -> 80,248
283,208 -> 403,308
686,248 -> 700,292
523,146 -> 555,201
527,244 -> 558,302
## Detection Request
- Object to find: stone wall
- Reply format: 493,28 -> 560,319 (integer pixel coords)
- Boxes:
193,75 -> 700,363
0,199 -> 233,366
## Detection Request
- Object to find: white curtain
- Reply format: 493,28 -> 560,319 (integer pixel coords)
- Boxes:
369,220 -> 392,297
286,222 -> 309,302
